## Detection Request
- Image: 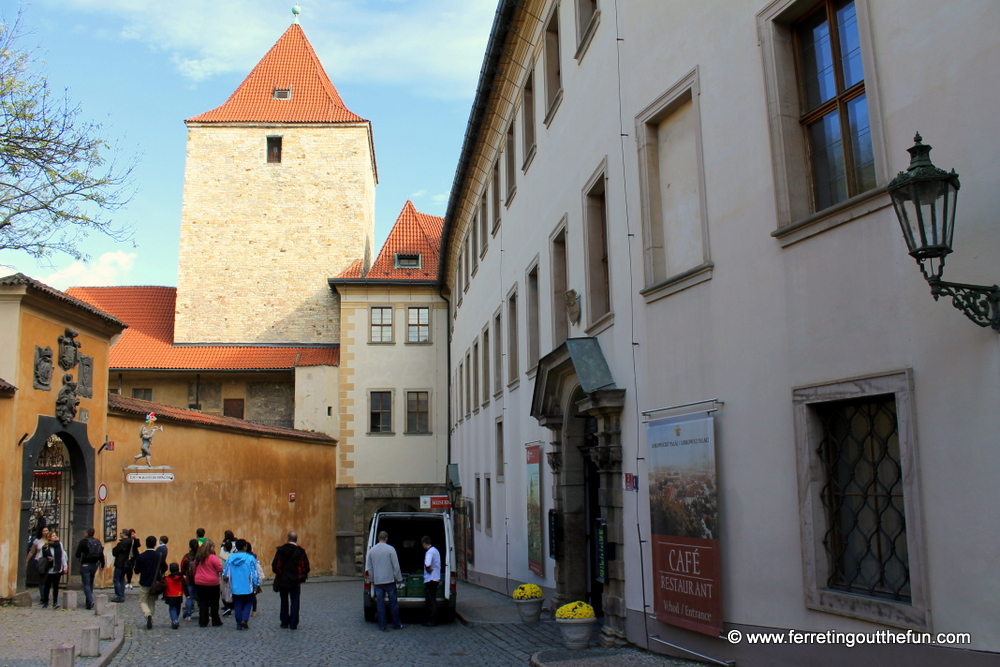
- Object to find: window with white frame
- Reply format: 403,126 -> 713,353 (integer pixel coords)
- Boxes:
493,310 -> 503,394
522,71 -> 536,169
479,194 -> 490,254
465,351 -> 472,417
407,306 -> 430,343
793,369 -> 929,630
482,326 -> 491,405
550,224 -> 569,345
574,0 -> 599,60
583,165 -> 611,325
505,121 -> 517,204
471,220 -> 479,274
492,160 -> 502,233
475,475 -> 482,530
485,475 -> 492,534
507,288 -> 519,385
370,307 -> 393,343
472,340 -> 480,411
526,263 -> 540,369
543,6 -> 563,122
495,419 -> 504,482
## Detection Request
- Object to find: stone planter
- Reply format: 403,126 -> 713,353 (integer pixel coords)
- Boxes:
514,597 -> 544,622
555,617 -> 596,649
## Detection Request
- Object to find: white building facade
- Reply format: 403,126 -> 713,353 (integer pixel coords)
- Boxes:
444,1 -> 1000,665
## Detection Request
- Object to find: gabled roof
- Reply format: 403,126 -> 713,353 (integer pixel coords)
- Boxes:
332,201 -> 442,282
187,24 -> 365,124
67,286 -> 338,371
0,273 -> 126,329
108,393 -> 335,444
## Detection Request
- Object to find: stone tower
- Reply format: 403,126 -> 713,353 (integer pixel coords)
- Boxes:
175,21 -> 376,344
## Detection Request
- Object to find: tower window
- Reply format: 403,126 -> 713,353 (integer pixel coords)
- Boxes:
273,88 -> 292,100
267,136 -> 282,163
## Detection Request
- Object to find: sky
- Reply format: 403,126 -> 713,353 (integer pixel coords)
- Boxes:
0,0 -> 497,289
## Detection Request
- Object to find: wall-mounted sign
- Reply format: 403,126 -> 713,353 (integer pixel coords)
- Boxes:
104,505 -> 118,542
97,483 -> 108,502
647,412 -> 722,637
126,472 -> 174,483
289,492 -> 296,502
624,473 -> 638,491
419,495 -> 452,509
526,445 -> 544,576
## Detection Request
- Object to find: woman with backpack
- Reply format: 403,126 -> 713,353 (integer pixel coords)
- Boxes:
38,530 -> 69,609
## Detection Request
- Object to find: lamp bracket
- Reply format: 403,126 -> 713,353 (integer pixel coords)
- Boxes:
927,279 -> 1000,331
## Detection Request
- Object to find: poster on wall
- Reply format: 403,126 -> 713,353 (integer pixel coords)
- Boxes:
103,505 -> 118,543
647,412 -> 722,636
527,444 -> 544,576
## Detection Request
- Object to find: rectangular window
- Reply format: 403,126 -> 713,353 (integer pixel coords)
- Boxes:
505,121 -> 517,203
482,327 -> 491,405
584,169 -> 611,323
544,9 -> 562,118
471,220 -> 479,274
485,476 -> 493,534
472,341 -> 480,410
551,226 -> 569,345
795,0 -> 875,211
495,419 -> 504,481
456,249 -> 464,298
465,351 -> 472,417
457,363 -> 464,418
479,194 -> 489,254
522,72 -> 536,167
266,136 -> 282,163
475,475 -> 482,530
507,289 -> 519,383
132,388 -> 153,401
273,88 -> 291,100
370,306 -> 393,343
406,391 -> 430,434
407,307 -> 430,343
526,265 -> 540,369
492,161 -> 502,233
395,254 -> 421,269
576,0 -> 597,39
493,311 -> 503,394
464,236 -> 471,290
370,391 -> 392,433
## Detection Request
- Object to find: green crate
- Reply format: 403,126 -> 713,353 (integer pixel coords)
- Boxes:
405,574 -> 424,597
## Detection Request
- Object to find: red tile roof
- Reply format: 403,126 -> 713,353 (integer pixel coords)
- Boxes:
333,201 -> 442,281
108,393 -> 335,444
187,24 -> 364,124
66,286 -> 338,371
0,273 -> 127,329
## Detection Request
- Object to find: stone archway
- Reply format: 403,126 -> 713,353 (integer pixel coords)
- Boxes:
19,416 -> 96,590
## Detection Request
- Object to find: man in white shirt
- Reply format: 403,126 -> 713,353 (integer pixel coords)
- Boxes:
365,531 -> 404,631
421,535 -> 441,627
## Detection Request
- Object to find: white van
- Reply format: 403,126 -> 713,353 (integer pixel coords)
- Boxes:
363,511 -> 456,623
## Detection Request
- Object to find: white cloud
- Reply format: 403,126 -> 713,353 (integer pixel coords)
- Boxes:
410,189 -> 428,198
39,251 -> 137,290
431,193 -> 448,205
41,0 -> 497,96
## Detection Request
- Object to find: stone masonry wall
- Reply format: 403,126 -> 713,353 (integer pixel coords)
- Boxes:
175,123 -> 376,344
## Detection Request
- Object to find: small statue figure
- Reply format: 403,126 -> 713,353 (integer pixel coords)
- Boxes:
58,328 -> 81,371
133,412 -> 163,467
34,346 -> 54,390
78,355 -> 94,399
55,374 -> 79,426
565,289 -> 581,326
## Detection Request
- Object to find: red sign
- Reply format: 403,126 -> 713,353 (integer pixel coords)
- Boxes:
288,492 -> 296,502
429,496 -> 452,509
651,535 -> 722,635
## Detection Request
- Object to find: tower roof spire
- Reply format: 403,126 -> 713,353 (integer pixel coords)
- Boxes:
186,23 -> 364,124
292,5 -> 300,24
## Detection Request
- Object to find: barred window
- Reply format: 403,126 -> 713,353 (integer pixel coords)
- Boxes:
370,391 -> 392,433
371,307 -> 393,343
408,307 -> 430,343
817,394 -> 909,601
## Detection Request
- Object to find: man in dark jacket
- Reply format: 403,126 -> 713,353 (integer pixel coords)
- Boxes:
110,529 -> 138,602
271,531 -> 310,630
134,535 -> 166,630
74,527 -> 106,609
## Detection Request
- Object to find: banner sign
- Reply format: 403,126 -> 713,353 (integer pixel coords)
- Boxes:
126,471 -> 174,483
420,495 -> 452,509
647,412 -> 722,636
103,505 -> 118,543
526,445 -> 544,576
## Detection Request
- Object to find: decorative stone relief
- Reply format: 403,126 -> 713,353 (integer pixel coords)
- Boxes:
78,354 -> 94,399
546,450 -> 563,473
55,374 -> 79,426
58,328 -> 81,371
588,443 -> 623,472
33,346 -> 54,390
564,289 -> 581,326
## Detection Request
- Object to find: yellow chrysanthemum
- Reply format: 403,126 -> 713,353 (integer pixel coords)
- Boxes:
555,601 -> 595,619
512,583 -> 543,600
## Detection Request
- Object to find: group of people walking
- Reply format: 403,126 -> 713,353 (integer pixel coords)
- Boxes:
27,525 -> 311,632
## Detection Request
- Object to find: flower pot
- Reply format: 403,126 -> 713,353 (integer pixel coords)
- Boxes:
556,616 -> 596,649
514,597 -> 544,622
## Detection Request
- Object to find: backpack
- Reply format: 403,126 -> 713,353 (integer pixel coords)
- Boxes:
85,537 -> 103,560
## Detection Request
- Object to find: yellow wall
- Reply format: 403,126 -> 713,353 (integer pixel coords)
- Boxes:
91,411 -> 337,586
0,392 -> 16,597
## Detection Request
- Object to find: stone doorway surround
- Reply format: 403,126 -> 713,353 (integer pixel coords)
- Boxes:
530,338 -> 627,647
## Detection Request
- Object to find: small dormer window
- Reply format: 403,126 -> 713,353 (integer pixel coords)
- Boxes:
395,254 -> 421,269
273,88 -> 292,100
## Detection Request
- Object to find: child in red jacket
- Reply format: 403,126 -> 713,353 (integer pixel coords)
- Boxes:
163,563 -> 186,629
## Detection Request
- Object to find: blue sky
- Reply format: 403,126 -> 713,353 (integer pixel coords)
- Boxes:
0,0 -> 496,288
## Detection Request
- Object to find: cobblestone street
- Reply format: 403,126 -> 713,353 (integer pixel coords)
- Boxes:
108,580 -> 565,667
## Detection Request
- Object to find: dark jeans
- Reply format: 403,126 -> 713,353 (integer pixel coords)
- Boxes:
167,599 -> 182,624
232,593 -> 253,625
184,584 -> 196,618
424,580 -> 439,624
40,573 -> 61,607
278,586 -> 301,629
195,584 -> 222,626
80,562 -> 99,608
113,566 -> 126,600
374,583 -> 402,630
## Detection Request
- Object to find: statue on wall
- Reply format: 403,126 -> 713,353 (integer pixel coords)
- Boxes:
58,328 -> 81,371
133,413 -> 163,467
565,289 -> 581,326
55,374 -> 79,426
34,346 -> 54,390
78,355 -> 94,399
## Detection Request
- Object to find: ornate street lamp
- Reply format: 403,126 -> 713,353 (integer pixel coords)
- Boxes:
887,133 -> 1000,331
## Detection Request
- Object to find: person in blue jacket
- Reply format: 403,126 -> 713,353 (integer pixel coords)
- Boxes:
222,539 -> 260,630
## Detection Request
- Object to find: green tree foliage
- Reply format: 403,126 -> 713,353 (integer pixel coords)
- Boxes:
0,14 -> 136,261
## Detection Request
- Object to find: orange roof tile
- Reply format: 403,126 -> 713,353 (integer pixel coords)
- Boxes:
187,24 -> 365,124
333,201 -> 442,281
108,393 -> 335,444
66,286 -> 338,371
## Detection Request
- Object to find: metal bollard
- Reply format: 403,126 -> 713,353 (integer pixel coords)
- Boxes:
93,594 -> 109,615
50,643 -> 75,667
99,614 -> 115,640
78,627 -> 100,657
60,590 -> 78,610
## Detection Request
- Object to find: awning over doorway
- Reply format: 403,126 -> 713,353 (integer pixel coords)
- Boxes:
530,337 -> 618,424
